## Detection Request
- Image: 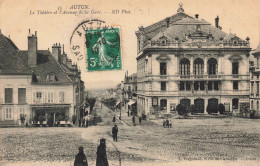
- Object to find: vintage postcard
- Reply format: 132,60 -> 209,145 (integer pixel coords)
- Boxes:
0,0 -> 260,166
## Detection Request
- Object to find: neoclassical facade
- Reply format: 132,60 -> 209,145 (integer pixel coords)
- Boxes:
250,43 -> 260,118
136,5 -> 251,117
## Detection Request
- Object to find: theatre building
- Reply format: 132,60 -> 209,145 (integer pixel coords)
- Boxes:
136,5 -> 251,117
250,42 -> 260,118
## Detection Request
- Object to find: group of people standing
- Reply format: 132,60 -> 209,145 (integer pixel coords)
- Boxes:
163,119 -> 172,128
78,117 -> 97,127
74,139 -> 109,166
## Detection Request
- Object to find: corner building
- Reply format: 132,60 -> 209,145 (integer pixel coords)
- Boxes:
136,5 -> 251,117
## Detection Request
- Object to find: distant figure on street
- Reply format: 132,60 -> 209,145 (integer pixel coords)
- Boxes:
96,139 -> 109,166
112,125 -> 118,142
74,146 -> 88,166
132,116 -> 136,126
127,110 -> 129,117
79,118 -> 81,127
139,117 -> 142,125
93,117 -> 96,126
166,119 -> 169,128
82,118 -> 85,127
163,120 -> 166,128
112,116 -> 116,123
169,120 -> 172,128
86,118 -> 89,128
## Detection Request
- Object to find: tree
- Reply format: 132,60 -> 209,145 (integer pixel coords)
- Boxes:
86,97 -> 96,113
218,103 -> 225,114
176,104 -> 188,116
207,103 -> 218,114
189,104 -> 195,114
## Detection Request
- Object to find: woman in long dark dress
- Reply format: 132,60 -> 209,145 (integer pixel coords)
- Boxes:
96,139 -> 109,166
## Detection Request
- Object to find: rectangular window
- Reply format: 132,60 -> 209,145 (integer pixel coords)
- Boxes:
208,81 -> 213,91
161,82 -> 166,91
36,92 -> 42,103
160,63 -> 167,75
180,82 -> 185,90
48,92 -> 54,103
5,88 -> 13,103
214,81 -> 219,90
257,58 -> 259,68
257,83 -> 259,94
5,107 -> 13,119
18,88 -> 26,103
232,62 -> 239,74
251,82 -> 254,94
59,92 -> 65,103
200,81 -> 204,90
19,107 -> 25,115
186,82 -> 191,91
232,99 -> 239,109
233,81 -> 239,90
194,82 -> 199,91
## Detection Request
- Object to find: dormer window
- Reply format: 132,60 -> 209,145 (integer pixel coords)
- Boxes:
233,40 -> 238,45
161,40 -> 166,45
46,73 -> 57,82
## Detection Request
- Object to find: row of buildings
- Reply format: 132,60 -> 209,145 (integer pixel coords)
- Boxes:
0,29 -> 85,126
122,4 -> 260,118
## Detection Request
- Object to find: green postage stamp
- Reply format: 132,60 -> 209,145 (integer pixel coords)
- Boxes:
85,27 -> 122,71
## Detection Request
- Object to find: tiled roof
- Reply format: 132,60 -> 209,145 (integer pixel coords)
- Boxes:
0,33 -> 31,75
152,22 -> 227,42
18,50 -> 73,84
142,12 -> 193,40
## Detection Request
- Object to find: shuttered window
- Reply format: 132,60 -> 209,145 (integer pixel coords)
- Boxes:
18,88 -> 26,103
5,88 -> 13,103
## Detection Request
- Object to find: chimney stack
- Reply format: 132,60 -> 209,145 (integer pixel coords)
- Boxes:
195,14 -> 199,19
166,17 -> 170,28
52,43 -> 61,62
28,29 -> 38,67
215,16 -> 219,28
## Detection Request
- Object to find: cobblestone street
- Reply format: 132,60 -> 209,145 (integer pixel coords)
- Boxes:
0,101 -> 260,166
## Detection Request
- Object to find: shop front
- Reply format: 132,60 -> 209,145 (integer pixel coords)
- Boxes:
31,104 -> 71,126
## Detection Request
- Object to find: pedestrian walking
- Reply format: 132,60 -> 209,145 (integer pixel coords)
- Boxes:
82,118 -> 85,127
78,118 -> 81,127
74,146 -> 88,166
139,117 -> 142,125
132,116 -> 136,126
127,110 -> 129,117
112,125 -> 118,142
96,139 -> 109,166
112,116 -> 116,123
93,117 -> 96,126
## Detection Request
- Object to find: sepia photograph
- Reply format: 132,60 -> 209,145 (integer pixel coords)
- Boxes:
0,0 -> 260,165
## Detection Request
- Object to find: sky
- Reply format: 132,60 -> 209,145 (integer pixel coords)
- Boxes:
0,0 -> 259,90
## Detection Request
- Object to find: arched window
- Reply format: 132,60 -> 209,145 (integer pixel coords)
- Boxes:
194,58 -> 204,76
257,101 -> 259,111
179,58 -> 190,76
251,100 -> 254,110
208,58 -> 218,75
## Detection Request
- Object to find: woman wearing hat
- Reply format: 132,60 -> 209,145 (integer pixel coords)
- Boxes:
74,146 -> 88,166
96,138 -> 109,166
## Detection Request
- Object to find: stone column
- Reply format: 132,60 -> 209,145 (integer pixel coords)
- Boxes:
190,55 -> 194,75
204,98 -> 208,114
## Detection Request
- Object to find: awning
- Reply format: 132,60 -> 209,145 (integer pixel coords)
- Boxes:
128,100 -> 136,106
30,104 -> 70,108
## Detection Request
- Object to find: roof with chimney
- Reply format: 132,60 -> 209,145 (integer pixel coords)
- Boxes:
136,3 -> 247,47
0,32 -> 32,75
18,50 -> 73,84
